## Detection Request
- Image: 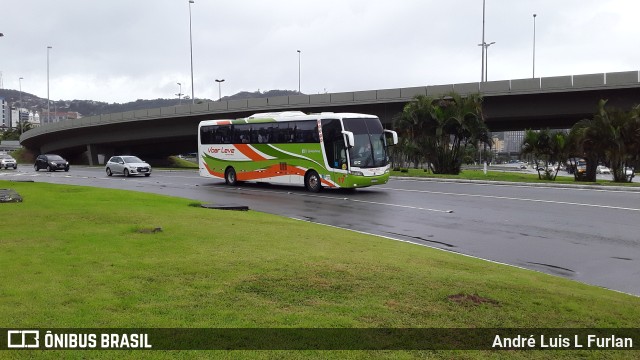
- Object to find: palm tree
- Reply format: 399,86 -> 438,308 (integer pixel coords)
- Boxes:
520,129 -> 568,180
395,92 -> 489,174
571,100 -> 638,183
393,95 -> 434,169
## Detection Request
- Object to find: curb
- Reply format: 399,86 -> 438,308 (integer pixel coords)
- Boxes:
391,176 -> 640,192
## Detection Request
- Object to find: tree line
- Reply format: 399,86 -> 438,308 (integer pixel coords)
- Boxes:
521,99 -> 639,182
392,93 -> 490,174
392,93 -> 639,183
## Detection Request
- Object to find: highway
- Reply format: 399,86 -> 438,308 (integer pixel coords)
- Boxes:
2,165 -> 639,296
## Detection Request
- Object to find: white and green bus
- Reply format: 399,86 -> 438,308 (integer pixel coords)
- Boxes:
198,111 -> 398,192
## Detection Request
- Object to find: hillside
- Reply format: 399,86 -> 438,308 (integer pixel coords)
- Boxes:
0,89 -> 302,117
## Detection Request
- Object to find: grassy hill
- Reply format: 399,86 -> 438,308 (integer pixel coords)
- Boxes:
0,89 -> 302,117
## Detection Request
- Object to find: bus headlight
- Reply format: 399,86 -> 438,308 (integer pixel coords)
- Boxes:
350,171 -> 364,176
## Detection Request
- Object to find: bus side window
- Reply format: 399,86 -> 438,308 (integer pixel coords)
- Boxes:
250,128 -> 259,143
257,126 -> 271,143
312,127 -> 320,142
215,125 -> 231,144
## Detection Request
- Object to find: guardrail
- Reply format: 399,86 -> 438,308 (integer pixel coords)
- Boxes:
20,70 -> 640,142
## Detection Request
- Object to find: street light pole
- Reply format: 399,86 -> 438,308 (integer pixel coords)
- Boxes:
533,13 -> 537,78
188,0 -> 195,104
47,46 -> 52,123
480,0 -> 486,82
484,41 -> 495,81
297,50 -> 301,93
176,82 -> 182,105
19,77 -> 24,133
215,79 -> 225,101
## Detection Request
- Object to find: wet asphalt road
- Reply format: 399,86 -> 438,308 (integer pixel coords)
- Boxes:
2,165 -> 639,296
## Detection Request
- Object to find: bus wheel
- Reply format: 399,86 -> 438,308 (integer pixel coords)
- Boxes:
305,170 -> 321,192
225,167 -> 237,186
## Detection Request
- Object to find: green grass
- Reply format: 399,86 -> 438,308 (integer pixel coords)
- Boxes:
392,168 -> 640,187
0,181 -> 638,359
167,155 -> 198,169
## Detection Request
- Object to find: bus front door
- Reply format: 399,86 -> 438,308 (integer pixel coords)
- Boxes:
330,142 -> 350,187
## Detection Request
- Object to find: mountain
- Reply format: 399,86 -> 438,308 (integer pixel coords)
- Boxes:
0,89 -> 303,117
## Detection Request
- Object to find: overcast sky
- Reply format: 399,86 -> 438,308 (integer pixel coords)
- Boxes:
1,0 -> 639,104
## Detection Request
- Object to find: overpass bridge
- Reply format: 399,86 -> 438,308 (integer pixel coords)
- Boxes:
19,70 -> 640,164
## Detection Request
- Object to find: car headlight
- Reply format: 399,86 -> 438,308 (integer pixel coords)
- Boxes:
50,162 -> 56,165
350,171 -> 364,176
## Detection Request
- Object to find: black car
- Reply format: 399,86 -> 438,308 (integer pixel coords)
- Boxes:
34,154 -> 70,172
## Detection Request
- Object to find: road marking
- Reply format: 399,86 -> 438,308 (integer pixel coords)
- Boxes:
348,198 -> 453,213
381,187 -> 640,212
393,178 -> 640,194
222,187 -> 454,213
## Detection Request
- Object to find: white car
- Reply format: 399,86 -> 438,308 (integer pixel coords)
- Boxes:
596,165 -> 611,174
0,154 -> 17,169
105,155 -> 151,177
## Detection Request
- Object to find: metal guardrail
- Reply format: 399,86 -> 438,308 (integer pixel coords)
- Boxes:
20,70 -> 640,143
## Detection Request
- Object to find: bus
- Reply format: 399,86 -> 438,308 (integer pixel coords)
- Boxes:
198,111 -> 398,192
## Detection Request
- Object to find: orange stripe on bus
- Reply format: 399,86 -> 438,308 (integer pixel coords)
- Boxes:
234,144 -> 267,161
207,160 -> 337,187
204,162 -> 224,178
236,164 -> 285,181
234,164 -> 337,188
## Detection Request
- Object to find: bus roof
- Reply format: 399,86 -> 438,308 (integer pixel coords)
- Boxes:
198,111 -> 379,127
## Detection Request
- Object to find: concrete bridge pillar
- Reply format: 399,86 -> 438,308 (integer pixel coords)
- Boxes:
86,144 -> 99,166
85,144 -> 112,165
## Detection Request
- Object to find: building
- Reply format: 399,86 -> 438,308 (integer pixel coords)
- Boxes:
28,111 -> 41,127
491,136 -> 505,153
10,107 -> 30,129
0,97 -> 9,130
504,131 -> 525,153
40,111 -> 81,124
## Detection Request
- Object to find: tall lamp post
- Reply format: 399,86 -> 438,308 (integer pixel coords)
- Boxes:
477,41 -> 495,82
188,0 -> 195,104
297,50 -> 301,93
47,46 -> 52,123
176,82 -> 183,105
215,79 -> 225,100
532,13 -> 537,78
480,0 -> 486,82
484,41 -> 495,81
19,77 -> 24,133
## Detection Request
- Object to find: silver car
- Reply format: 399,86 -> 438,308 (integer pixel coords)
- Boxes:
0,154 -> 17,169
105,155 -> 151,177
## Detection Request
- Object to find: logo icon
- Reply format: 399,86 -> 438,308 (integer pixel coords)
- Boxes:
7,330 -> 40,348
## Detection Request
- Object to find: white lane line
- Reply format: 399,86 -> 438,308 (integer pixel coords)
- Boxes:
380,187 -> 640,212
223,187 -> 454,214
293,192 -> 452,213
393,178 -> 640,194
349,198 -> 453,213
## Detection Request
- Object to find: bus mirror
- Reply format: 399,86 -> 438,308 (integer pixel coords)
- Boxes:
341,131 -> 355,148
384,130 -> 398,145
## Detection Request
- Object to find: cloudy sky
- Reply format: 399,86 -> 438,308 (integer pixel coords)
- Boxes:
1,0 -> 639,104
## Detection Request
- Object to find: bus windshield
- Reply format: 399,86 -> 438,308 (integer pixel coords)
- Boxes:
343,118 -> 388,168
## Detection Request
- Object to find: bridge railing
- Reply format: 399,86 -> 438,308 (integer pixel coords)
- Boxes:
20,70 -> 640,143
